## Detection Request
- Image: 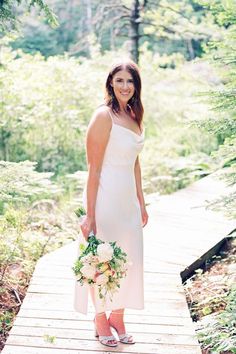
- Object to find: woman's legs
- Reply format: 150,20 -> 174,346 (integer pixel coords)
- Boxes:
94,312 -> 114,336
108,308 -> 134,343
109,308 -> 126,333
90,288 -> 117,345
90,289 -> 133,344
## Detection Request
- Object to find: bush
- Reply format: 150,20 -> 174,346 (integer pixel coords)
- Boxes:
197,286 -> 236,353
0,40 -> 220,194
194,0 -> 236,217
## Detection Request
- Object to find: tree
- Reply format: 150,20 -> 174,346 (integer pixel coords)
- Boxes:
7,0 -> 219,63
8,0 -> 91,58
142,0 -> 221,60
0,0 -> 58,33
196,0 -> 236,218
90,0 -> 221,63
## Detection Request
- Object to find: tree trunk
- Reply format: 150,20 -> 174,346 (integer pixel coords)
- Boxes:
129,0 -> 140,63
110,23 -> 115,51
85,0 -> 94,56
86,0 -> 93,35
0,128 -> 9,161
186,39 -> 195,60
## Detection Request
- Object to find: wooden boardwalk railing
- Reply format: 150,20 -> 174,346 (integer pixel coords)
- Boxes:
2,173 -> 236,354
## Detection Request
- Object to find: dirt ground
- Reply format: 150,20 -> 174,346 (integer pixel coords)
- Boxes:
0,263 -> 31,351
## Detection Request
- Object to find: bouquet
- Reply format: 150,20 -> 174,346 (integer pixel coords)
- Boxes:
72,206 -> 129,301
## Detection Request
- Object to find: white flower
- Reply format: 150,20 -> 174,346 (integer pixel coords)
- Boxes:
96,273 -> 109,285
80,254 -> 90,263
97,242 -> 114,263
80,264 -> 96,279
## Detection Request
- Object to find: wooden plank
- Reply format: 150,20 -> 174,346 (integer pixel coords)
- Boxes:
181,236 -> 233,281
29,277 -> 184,291
17,309 -> 192,325
32,265 -> 187,280
30,272 -> 182,283
22,292 -> 187,306
27,285 -> 185,301
40,258 -> 183,273
20,303 -> 190,319
18,304 -> 190,318
13,317 -> 195,335
30,273 -> 183,285
3,344 -> 202,354
10,326 -> 199,345
5,335 -> 201,354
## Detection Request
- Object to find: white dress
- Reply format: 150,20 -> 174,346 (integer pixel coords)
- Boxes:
74,108 -> 145,314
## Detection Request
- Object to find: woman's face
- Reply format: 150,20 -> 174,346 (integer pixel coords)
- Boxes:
111,69 -> 135,105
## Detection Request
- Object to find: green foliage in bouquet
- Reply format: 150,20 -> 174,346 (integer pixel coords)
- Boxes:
74,206 -> 86,219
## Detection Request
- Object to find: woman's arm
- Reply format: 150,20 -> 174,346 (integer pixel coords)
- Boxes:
80,108 -> 112,239
134,156 -> 149,227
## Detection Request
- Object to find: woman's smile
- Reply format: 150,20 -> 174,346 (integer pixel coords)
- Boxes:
111,70 -> 135,104
120,91 -> 130,96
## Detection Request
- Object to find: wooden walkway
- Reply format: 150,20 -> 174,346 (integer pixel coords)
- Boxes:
2,174 -> 236,354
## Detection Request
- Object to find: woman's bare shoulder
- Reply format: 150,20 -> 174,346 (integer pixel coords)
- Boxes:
93,104 -> 111,117
88,105 -> 112,131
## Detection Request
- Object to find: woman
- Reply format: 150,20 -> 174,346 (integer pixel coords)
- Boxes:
74,59 -> 148,347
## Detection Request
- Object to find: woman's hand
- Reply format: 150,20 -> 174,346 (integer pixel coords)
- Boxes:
141,205 -> 149,227
80,215 -> 97,240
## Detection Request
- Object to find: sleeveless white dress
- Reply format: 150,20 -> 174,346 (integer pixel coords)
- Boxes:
74,108 -> 145,314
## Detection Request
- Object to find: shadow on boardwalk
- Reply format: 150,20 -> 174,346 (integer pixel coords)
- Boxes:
2,174 -> 236,354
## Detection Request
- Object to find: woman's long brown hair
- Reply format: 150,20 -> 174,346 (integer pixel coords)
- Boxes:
104,60 -> 144,128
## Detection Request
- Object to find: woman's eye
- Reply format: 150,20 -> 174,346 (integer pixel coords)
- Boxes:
115,78 -> 133,84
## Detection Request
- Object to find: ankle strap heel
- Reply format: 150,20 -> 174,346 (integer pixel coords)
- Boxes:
93,318 -> 118,347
